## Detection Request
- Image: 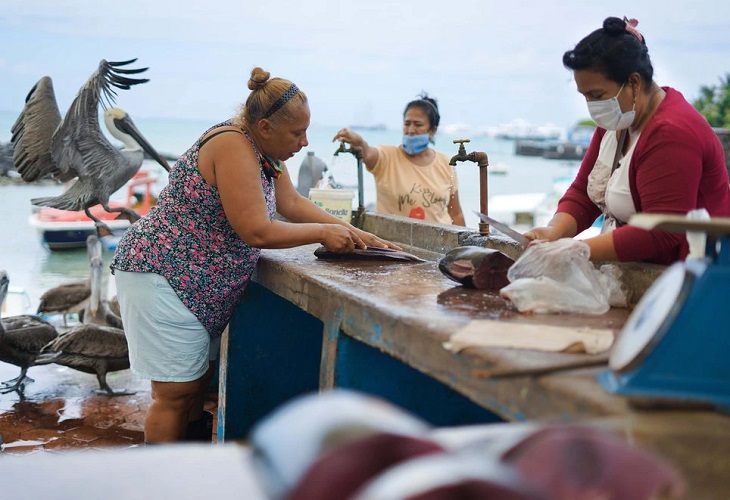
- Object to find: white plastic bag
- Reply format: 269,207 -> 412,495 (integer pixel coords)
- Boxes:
500,239 -> 626,315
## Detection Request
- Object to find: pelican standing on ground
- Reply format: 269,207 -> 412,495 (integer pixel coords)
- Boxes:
79,246 -> 124,330
33,322 -> 131,396
10,58 -> 171,235
0,271 -> 59,394
36,234 -> 102,325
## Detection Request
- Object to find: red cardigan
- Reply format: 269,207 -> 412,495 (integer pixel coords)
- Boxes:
557,88 -> 730,265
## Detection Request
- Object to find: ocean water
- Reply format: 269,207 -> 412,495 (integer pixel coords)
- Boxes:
0,110 -> 580,313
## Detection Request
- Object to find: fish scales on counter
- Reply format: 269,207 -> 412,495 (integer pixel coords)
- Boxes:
439,246 -> 515,290
314,246 -> 426,262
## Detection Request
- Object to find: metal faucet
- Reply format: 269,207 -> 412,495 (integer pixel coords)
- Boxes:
449,139 -> 490,235
333,141 -> 365,225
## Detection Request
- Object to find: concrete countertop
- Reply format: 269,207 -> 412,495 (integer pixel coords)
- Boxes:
252,242 -> 631,421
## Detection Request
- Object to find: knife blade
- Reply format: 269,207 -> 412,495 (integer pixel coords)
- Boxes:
473,211 -> 530,247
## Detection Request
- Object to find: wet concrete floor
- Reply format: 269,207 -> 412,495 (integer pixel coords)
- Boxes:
0,361 -> 218,454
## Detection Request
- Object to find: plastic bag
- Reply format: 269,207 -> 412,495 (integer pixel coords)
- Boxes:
686,208 -> 711,259
500,239 -> 627,315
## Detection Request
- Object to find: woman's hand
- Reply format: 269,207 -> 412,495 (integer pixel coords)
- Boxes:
332,127 -> 379,170
352,228 -> 402,251
523,226 -> 564,243
321,224 -> 365,253
332,128 -> 364,149
523,213 -> 578,246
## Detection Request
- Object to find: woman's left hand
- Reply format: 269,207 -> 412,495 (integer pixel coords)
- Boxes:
353,228 -> 402,251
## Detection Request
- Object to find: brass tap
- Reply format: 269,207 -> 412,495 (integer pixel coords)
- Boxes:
449,139 -> 490,235
333,141 -> 365,225
334,141 -> 363,160
449,139 -> 488,168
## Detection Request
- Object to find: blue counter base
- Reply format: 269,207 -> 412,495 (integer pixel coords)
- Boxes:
219,283 -> 502,441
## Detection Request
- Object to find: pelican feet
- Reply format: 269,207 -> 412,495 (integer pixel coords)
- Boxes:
114,207 -> 142,224
0,379 -> 28,395
96,374 -> 136,396
94,220 -> 115,238
94,387 -> 137,397
1,374 -> 34,387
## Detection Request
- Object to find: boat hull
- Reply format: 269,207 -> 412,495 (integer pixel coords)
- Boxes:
28,214 -> 131,250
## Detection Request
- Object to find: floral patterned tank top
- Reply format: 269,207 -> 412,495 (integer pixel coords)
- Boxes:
111,121 -> 277,337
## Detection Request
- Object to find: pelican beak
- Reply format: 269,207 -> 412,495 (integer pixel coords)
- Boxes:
0,272 -> 9,307
114,115 -> 172,172
86,235 -> 102,261
89,257 -> 102,316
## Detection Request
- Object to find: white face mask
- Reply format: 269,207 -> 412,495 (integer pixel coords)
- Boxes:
587,83 -> 635,131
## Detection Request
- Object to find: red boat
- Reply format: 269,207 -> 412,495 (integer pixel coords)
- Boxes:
28,171 -> 158,250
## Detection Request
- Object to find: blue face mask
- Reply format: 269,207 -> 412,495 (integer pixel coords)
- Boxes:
402,133 -> 430,155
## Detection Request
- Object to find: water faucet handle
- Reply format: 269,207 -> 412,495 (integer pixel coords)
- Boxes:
333,141 -> 347,156
452,138 -> 470,156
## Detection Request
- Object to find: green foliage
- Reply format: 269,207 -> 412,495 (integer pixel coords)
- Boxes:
693,74 -> 730,129
576,119 -> 596,128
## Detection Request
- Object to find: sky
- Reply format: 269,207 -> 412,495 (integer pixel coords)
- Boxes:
1,0 -> 729,132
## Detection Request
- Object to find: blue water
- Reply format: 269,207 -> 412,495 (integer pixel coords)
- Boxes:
0,110 -> 580,312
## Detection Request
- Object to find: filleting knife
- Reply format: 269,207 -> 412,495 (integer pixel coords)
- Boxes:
473,211 -> 530,247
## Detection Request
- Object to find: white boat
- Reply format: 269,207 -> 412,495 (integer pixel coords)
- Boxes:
440,122 -> 473,136
487,176 -> 601,239
488,162 -> 510,175
478,119 -> 565,141
1,286 -> 32,317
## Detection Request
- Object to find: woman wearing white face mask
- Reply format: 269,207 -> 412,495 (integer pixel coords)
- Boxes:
333,94 -> 465,226
525,16 -> 730,264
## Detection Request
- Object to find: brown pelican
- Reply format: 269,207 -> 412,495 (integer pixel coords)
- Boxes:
78,252 -> 123,330
0,271 -> 59,393
0,141 -> 14,176
10,58 -> 171,236
36,234 -> 102,325
33,324 -> 131,396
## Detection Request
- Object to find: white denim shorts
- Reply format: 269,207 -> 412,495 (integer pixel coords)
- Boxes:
114,270 -> 221,383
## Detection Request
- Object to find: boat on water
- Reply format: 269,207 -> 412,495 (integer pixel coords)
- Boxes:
28,171 -> 158,251
349,123 -> 387,131
514,124 -> 595,161
479,118 -> 564,141
488,162 -> 510,175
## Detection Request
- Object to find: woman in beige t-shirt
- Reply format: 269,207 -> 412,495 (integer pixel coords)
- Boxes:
333,94 -> 465,226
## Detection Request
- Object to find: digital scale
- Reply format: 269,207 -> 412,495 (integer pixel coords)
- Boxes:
598,214 -> 730,410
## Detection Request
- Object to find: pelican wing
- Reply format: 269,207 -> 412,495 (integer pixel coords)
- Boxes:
31,177 -> 100,211
49,59 -> 150,183
37,281 -> 90,314
43,324 -> 127,358
10,76 -> 63,182
1,318 -> 58,353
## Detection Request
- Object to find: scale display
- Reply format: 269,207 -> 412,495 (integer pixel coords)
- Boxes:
609,264 -> 692,373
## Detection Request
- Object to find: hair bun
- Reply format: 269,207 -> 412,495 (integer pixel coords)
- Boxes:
418,92 -> 438,110
603,16 -> 627,35
248,67 -> 271,91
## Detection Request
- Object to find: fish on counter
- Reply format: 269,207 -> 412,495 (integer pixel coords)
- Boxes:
314,246 -> 426,263
438,246 -> 515,290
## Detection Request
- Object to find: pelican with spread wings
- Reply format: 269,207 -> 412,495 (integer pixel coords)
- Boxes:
10,58 -> 171,235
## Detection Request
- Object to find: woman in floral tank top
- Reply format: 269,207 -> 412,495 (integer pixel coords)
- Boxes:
111,67 -> 398,444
